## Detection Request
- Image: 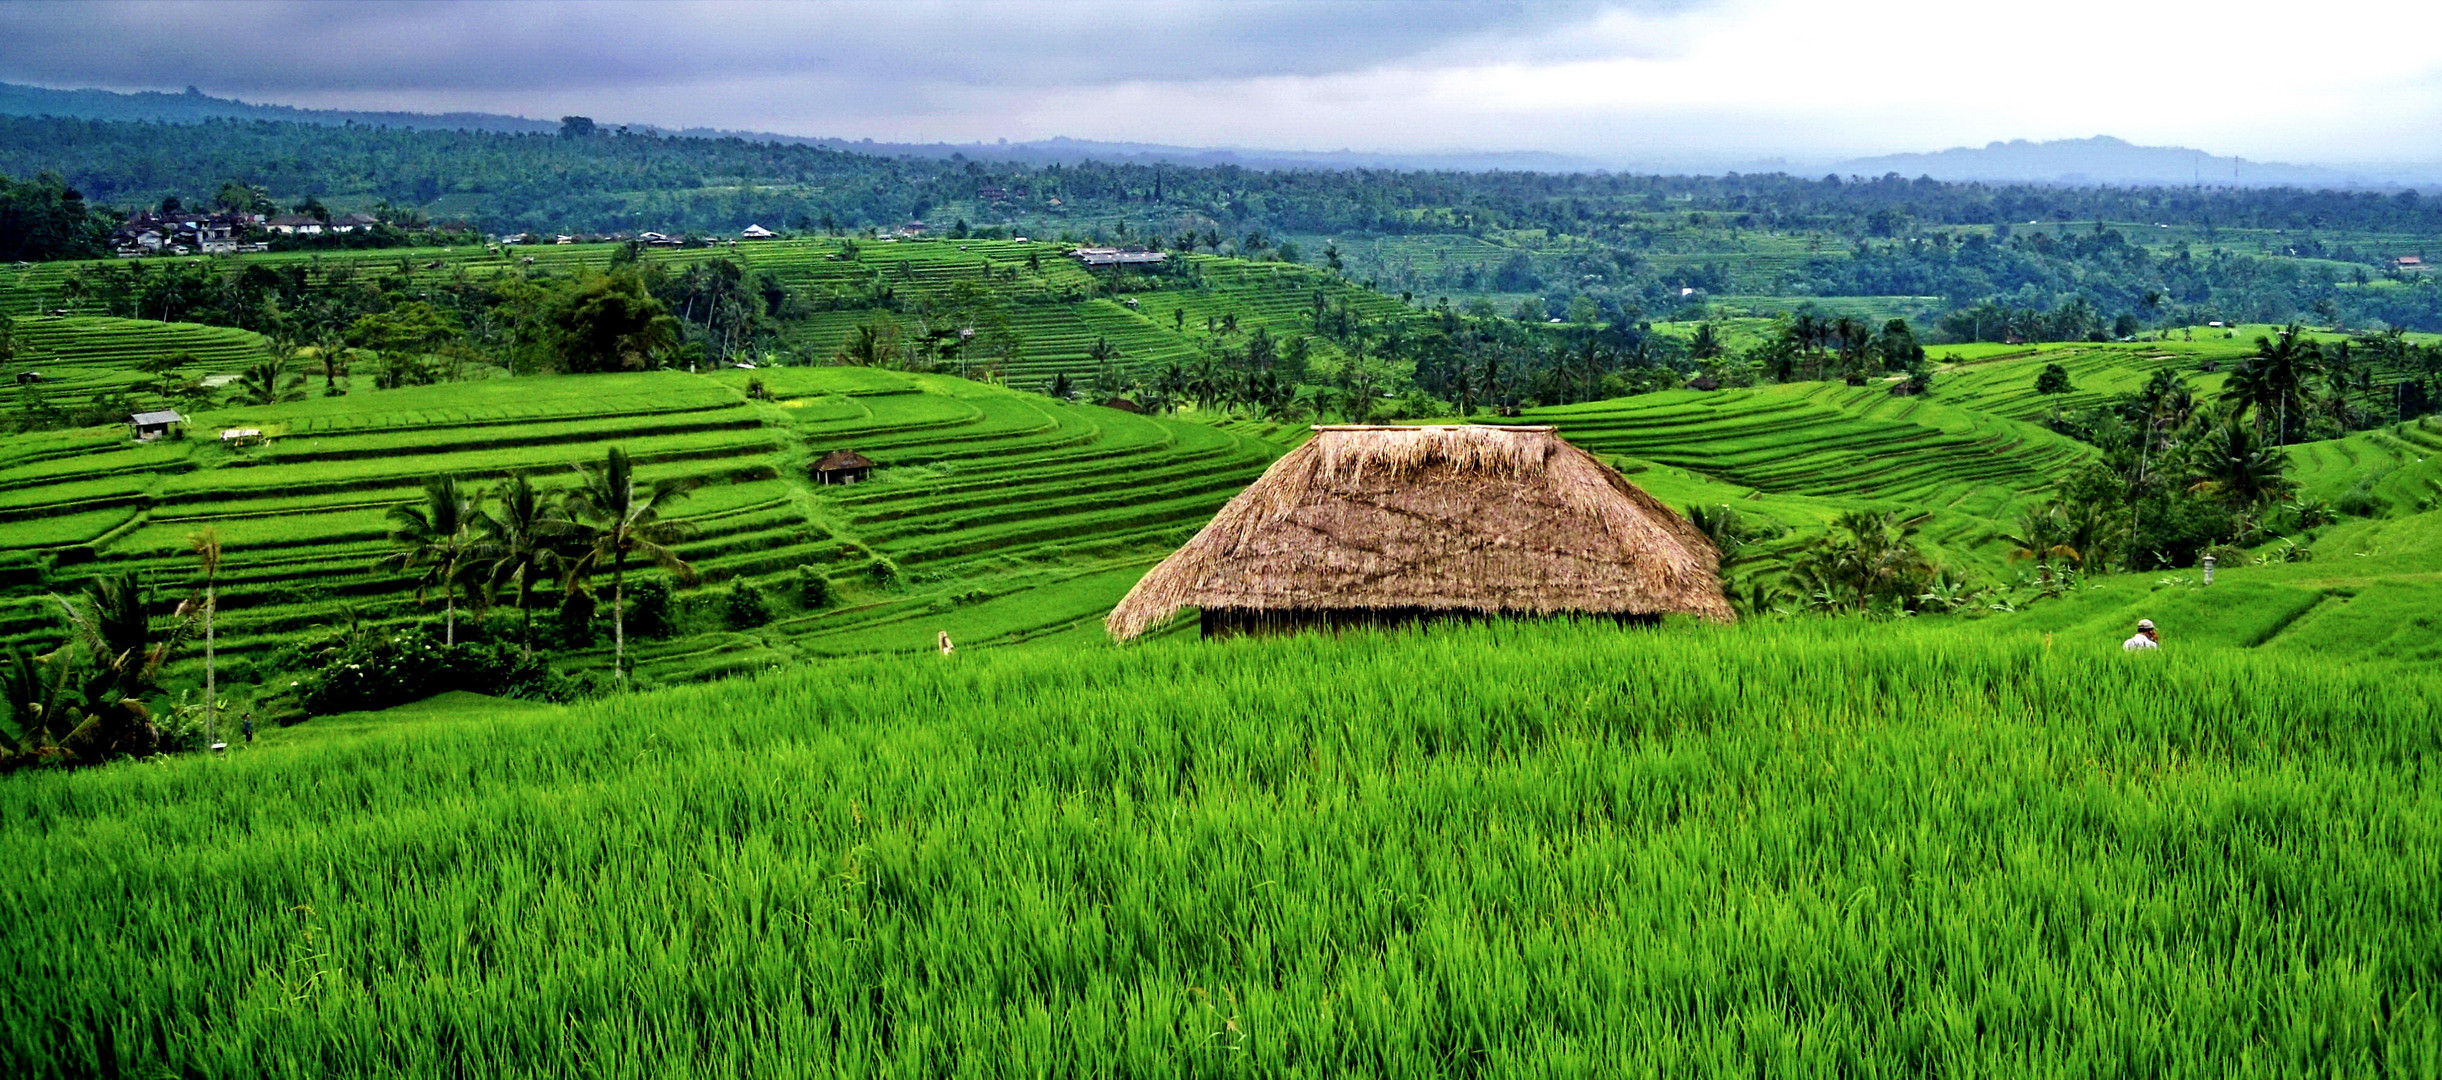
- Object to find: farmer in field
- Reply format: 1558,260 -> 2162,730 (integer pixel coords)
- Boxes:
2123,618 -> 2160,651
938,630 -> 955,657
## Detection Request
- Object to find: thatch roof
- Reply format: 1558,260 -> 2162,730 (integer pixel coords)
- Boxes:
1106,425 -> 1733,639
812,450 -> 874,472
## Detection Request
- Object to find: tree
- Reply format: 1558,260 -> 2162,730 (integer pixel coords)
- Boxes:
833,319 -> 900,368
50,574 -> 195,760
548,271 -> 679,373
1786,511 -> 1937,614
560,448 -> 698,680
379,477 -> 492,646
481,473 -> 562,648
2034,362 -> 2075,395
2224,325 -> 2314,444
188,528 -> 221,746
236,354 -> 306,405
559,115 -> 598,139
2188,414 -> 2293,507
1688,322 -> 1724,362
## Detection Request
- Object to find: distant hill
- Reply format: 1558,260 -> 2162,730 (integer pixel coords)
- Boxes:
1834,136 -> 2420,188
0,82 -> 556,134
0,81 -> 1601,173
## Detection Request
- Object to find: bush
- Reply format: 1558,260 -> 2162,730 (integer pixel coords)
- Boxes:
2034,363 -> 2075,395
290,627 -> 557,715
553,590 -> 598,649
867,555 -> 901,587
795,565 -> 831,609
625,579 -> 673,638
722,580 -> 771,630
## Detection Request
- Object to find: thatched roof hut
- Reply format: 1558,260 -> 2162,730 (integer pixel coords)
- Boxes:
1106,425 -> 1733,639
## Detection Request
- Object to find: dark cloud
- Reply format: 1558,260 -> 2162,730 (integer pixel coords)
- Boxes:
0,0 -> 1683,96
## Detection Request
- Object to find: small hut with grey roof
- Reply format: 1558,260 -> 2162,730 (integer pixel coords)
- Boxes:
1106,425 -> 1733,639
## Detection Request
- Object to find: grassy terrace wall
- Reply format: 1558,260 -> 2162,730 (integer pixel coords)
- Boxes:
3,618 -> 2434,1076
0,363 -> 1291,687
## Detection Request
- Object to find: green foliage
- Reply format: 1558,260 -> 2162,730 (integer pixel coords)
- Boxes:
548,270 -> 679,373
794,565 -> 831,610
624,579 -> 673,639
286,625 -> 575,714
2034,362 -> 2075,395
720,580 -> 770,630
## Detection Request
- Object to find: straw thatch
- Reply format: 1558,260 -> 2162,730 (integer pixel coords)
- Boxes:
1106,425 -> 1733,639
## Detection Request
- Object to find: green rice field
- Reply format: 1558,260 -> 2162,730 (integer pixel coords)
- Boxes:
2,618 -> 2435,1076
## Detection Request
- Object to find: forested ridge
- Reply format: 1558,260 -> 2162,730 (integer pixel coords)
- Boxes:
4,112 -> 2441,331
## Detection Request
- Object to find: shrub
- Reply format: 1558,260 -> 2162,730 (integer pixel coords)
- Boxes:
2034,363 -> 2075,395
625,579 -> 673,639
290,627 -> 556,715
867,555 -> 901,587
722,580 -> 771,630
795,565 -> 831,609
553,590 -> 598,649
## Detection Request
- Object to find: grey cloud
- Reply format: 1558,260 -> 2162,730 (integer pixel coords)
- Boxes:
0,0 -> 1700,96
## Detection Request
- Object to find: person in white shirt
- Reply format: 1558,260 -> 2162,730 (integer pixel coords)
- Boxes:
2123,618 -> 2160,651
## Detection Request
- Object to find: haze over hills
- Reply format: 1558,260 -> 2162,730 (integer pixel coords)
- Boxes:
1829,135 -> 2427,189
3,81 -> 2437,188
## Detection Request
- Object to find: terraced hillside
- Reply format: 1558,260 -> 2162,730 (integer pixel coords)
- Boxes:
6,316 -> 267,409
1521,381 -> 2095,570
0,239 -> 1406,394
0,366 -> 1290,688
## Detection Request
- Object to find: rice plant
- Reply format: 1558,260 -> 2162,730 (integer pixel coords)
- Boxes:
2,618 -> 2433,1077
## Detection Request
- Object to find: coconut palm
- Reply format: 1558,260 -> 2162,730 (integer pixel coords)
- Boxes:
378,477 -> 492,646
237,354 -> 307,406
560,448 -> 698,679
2224,325 -> 2314,444
2002,504 -> 2081,584
188,528 -> 221,745
2189,415 -> 2294,507
480,473 -> 563,648
52,574 -> 196,759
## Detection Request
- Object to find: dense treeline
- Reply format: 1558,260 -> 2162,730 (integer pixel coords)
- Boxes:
7,114 -> 2441,242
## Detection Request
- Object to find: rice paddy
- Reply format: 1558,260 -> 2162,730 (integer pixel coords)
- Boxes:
2,618 -> 2435,1077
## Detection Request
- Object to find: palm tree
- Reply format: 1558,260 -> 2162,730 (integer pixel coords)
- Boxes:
237,354 -> 306,406
2002,504 -> 2081,584
379,477 -> 492,646
53,574 -> 195,758
2225,325 -> 2313,444
2189,415 -> 2293,507
188,528 -> 221,745
561,448 -> 698,679
480,473 -> 562,648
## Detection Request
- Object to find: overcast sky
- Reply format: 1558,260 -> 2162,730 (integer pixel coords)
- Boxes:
3,0 -> 2439,165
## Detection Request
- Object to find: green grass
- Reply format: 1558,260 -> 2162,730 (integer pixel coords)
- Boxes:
3,617 -> 2436,1077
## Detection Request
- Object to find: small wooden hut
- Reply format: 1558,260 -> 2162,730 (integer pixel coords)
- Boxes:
811,450 -> 875,485
1106,425 -> 1733,639
128,410 -> 185,441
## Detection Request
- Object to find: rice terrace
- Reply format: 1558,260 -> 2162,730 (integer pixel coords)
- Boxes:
2,4 -> 2441,1076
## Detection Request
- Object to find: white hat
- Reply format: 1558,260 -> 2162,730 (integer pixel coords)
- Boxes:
2137,618 -> 2155,631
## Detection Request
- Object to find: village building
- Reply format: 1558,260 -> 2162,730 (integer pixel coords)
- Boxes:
810,450 -> 876,485
1099,397 -> 1144,414
265,214 -> 326,236
1071,246 -> 1167,267
112,211 -> 248,255
330,212 -> 382,233
128,410 -> 185,441
1106,425 -> 1733,639
2396,255 -> 2427,270
740,224 -> 777,239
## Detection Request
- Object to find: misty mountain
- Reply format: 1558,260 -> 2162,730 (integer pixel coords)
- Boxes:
0,81 -> 557,134
1833,136 -> 2413,188
0,82 -> 1604,173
